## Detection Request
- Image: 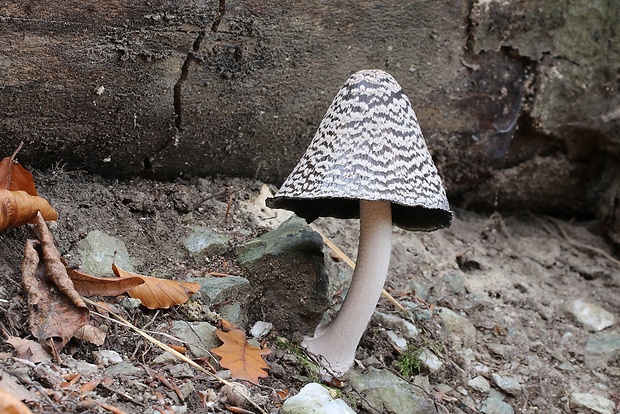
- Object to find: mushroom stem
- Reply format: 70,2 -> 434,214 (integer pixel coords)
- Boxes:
303,200 -> 392,376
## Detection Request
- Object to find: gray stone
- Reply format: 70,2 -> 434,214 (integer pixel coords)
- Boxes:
570,392 -> 615,414
585,331 -> 620,370
442,272 -> 466,294
94,349 -> 123,366
190,275 -> 252,326
281,383 -> 355,414
104,360 -> 144,378
191,275 -> 251,307
346,367 -> 438,414
418,349 -> 443,373
468,376 -> 491,393
168,321 -> 219,358
437,307 -> 477,345
182,225 -> 230,263
77,230 -> 134,276
234,216 -> 330,333
491,373 -> 522,395
374,311 -> 419,339
481,390 -> 514,414
568,299 -> 615,331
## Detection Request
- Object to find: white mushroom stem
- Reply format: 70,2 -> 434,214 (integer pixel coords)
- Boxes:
303,200 -> 392,376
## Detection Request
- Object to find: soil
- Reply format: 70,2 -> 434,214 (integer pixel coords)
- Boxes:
0,170 -> 619,413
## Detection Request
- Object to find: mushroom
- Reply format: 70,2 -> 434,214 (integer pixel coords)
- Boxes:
266,69 -> 452,376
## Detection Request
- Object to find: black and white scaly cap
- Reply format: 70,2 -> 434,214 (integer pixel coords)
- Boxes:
267,69 -> 453,231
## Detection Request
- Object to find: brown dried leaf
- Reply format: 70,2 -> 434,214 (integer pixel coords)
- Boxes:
211,324 -> 271,384
33,213 -> 85,308
22,224 -> 90,353
0,190 -> 58,230
112,263 -> 201,310
73,324 -> 106,346
0,387 -> 34,414
67,268 -> 144,297
4,336 -> 52,363
0,144 -> 38,196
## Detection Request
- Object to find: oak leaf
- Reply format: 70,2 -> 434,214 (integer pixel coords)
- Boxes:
0,144 -> 38,196
211,323 -> 271,384
0,189 -> 58,230
67,268 -> 144,297
112,263 -> 201,309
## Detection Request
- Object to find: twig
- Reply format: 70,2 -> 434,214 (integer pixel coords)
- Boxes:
309,224 -> 411,316
82,298 -> 267,414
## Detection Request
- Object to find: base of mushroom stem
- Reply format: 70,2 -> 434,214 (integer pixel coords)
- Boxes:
301,334 -> 355,379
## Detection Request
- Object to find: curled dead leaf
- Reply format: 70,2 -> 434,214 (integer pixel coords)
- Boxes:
0,189 -> 58,230
112,263 -> 201,310
0,143 -> 38,196
67,268 -> 144,297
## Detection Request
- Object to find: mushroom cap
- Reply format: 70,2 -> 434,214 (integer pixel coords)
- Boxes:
267,69 -> 453,231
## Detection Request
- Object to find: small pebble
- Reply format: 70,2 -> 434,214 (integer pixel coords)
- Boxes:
568,299 -> 615,331
468,376 -> 491,393
571,392 -> 615,414
94,350 -> 122,366
491,373 -> 522,395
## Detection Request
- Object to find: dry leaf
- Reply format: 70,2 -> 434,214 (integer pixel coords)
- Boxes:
112,263 -> 201,309
73,324 -> 106,346
4,336 -> 52,363
33,213 -> 86,309
22,219 -> 90,354
0,190 -> 58,230
0,144 -> 38,196
0,387 -> 34,414
211,323 -> 271,384
67,268 -> 144,297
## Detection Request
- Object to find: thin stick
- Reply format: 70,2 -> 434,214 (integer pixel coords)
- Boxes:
82,297 -> 267,414
309,224 -> 410,315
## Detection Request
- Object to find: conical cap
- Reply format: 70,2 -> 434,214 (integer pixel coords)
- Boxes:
267,69 -> 452,231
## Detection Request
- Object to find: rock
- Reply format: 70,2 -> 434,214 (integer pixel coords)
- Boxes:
418,349 -> 443,373
487,343 -> 518,360
584,331 -> 620,370
77,230 -> 134,276
385,330 -> 408,352
570,392 -> 616,414
182,225 -> 230,263
346,367 -> 438,414
437,307 -> 477,345
94,350 -> 123,366
105,360 -> 144,377
491,373 -> 522,395
568,299 -> 615,331
442,272 -> 466,294
280,383 -> 355,414
481,390 -> 514,414
468,376 -> 491,393
167,321 -> 219,358
373,311 -> 419,339
234,216 -> 330,333
250,321 -> 273,339
220,383 -> 249,408
190,275 -> 252,327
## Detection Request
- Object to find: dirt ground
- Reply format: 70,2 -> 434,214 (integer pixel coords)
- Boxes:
0,170 -> 619,413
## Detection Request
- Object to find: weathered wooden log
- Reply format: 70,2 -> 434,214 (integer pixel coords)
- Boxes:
1,1 -> 619,235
